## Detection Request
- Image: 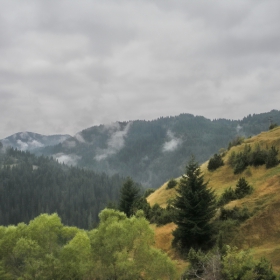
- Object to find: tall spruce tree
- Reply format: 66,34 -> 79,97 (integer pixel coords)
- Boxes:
119,178 -> 140,217
172,157 -> 216,253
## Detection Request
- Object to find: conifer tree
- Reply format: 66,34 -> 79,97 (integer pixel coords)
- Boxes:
172,157 -> 216,253
119,177 -> 140,217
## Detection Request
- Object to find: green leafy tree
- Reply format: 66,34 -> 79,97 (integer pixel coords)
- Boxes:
172,157 -> 217,253
119,178 -> 140,217
89,209 -> 177,279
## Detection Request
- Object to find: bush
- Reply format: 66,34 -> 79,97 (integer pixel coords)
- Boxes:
143,188 -> 155,198
148,203 -> 175,226
217,187 -> 236,206
208,154 -> 224,171
218,178 -> 253,206
228,136 -> 244,150
266,146 -> 279,168
219,206 -> 251,222
235,177 -> 253,199
166,178 -> 177,190
269,123 -> 278,130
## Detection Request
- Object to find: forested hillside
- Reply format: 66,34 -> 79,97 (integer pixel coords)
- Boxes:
1,131 -> 70,151
147,126 -> 280,274
0,146 -> 127,228
37,110 -> 280,188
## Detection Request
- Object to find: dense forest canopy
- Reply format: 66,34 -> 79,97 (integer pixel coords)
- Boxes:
34,110 -> 280,188
0,147 -> 128,229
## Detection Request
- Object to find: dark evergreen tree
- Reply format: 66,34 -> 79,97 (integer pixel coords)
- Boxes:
235,177 -> 253,199
207,154 -> 224,171
266,146 -> 279,168
119,178 -> 140,217
172,157 -> 216,253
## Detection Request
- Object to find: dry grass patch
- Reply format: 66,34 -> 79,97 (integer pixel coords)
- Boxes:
147,181 -> 178,208
151,223 -> 188,276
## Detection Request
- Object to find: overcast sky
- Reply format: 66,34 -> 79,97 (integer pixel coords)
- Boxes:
1,0 -> 280,138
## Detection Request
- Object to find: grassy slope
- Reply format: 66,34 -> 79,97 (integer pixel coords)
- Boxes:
148,126 -> 280,272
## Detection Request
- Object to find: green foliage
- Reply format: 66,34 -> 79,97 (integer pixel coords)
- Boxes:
172,157 -> 217,253
89,209 -> 177,279
148,203 -> 175,226
208,153 -> 224,171
0,148 -> 126,229
222,246 -> 278,280
228,136 -> 245,150
219,206 -> 251,222
269,123 -> 278,130
0,211 -> 177,279
182,246 -> 278,280
217,187 -> 237,206
228,144 -> 279,174
218,178 -> 253,206
143,188 -> 155,198
266,146 -> 279,168
119,177 -> 140,217
235,177 -> 253,199
166,178 -> 177,189
182,248 -> 222,280
233,144 -> 252,174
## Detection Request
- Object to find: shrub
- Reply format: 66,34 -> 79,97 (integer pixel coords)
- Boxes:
269,123 -> 278,130
217,187 -> 236,206
166,178 -> 177,190
266,146 -> 279,168
235,177 -> 253,199
219,206 -> 251,222
208,154 -> 224,171
228,136 -> 244,150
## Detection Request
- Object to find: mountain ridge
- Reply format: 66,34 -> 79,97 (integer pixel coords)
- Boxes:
37,110 -> 280,188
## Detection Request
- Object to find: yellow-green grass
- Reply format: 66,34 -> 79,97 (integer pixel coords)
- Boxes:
148,127 -> 280,272
150,223 -> 189,275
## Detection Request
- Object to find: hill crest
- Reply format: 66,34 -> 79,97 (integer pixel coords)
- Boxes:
148,126 -> 280,272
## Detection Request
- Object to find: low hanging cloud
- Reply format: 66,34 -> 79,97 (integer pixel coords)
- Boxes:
95,122 -> 131,161
236,124 -> 242,133
62,140 -> 76,149
74,132 -> 86,143
17,139 -> 44,150
162,130 -> 182,152
53,153 -> 81,166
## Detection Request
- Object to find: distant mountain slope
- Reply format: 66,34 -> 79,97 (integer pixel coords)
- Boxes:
1,131 -> 71,151
0,147 -> 126,228
147,126 -> 280,272
38,110 -> 280,188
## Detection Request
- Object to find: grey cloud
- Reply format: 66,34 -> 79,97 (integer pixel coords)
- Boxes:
0,0 -> 280,139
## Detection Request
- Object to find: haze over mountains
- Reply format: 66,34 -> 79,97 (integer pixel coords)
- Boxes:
1,131 -> 70,151
2,110 -> 280,188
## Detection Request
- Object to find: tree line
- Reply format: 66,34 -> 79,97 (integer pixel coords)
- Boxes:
0,147 -> 126,228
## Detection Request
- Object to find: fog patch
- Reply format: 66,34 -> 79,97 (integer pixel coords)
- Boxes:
95,122 -> 131,161
162,130 -> 182,152
16,139 -> 44,151
54,153 -> 81,166
74,133 -> 86,143
62,140 -> 76,148
236,124 -> 242,133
